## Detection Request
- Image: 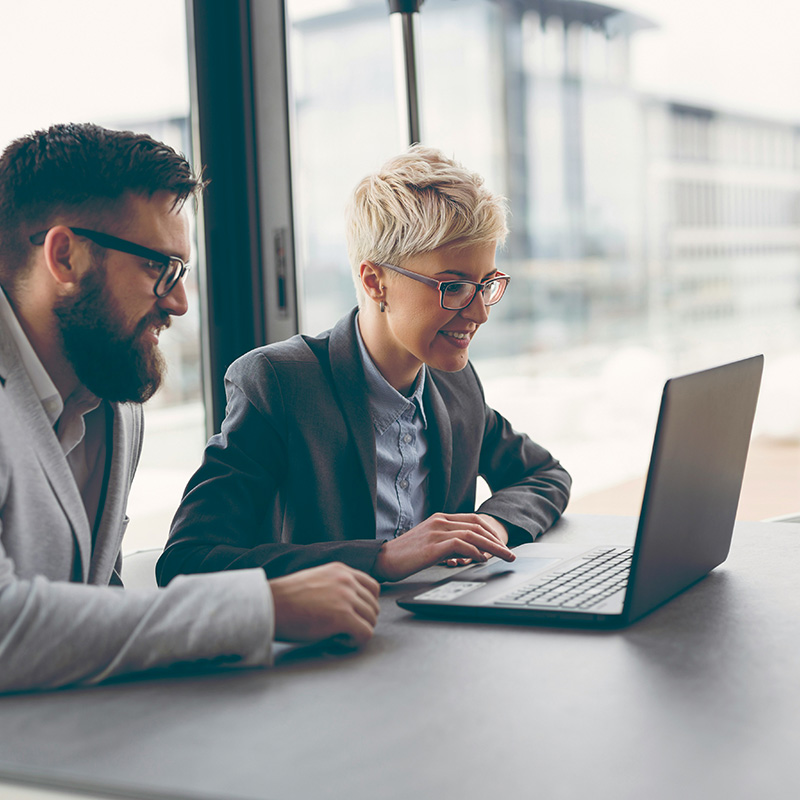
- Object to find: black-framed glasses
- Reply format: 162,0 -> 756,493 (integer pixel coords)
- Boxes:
29,227 -> 190,298
376,262 -> 510,310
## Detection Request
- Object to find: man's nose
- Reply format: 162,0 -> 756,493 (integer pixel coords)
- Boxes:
158,278 -> 189,317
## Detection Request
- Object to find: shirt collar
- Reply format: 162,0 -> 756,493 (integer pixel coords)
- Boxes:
354,312 -> 428,435
0,286 -> 99,426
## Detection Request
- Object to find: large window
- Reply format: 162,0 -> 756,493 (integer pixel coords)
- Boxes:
285,0 -> 800,519
0,0 -> 204,551
7,0 -> 795,543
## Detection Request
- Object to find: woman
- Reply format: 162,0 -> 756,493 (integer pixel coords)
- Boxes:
157,146 -> 571,586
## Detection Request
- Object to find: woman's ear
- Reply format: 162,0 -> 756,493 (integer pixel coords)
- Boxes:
360,260 -> 386,304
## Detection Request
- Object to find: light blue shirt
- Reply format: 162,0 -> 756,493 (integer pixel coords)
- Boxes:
355,315 -> 430,540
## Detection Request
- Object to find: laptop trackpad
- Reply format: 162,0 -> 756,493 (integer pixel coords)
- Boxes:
457,557 -> 559,581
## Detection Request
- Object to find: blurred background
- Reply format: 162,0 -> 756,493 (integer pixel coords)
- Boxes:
2,0 -> 798,552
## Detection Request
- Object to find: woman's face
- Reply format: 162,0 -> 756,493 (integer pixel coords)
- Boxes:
365,241 -> 500,393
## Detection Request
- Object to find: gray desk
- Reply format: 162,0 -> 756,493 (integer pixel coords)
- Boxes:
1,515 -> 799,800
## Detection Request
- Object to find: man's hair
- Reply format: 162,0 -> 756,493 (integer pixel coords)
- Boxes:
345,144 -> 509,305
0,122 -> 205,291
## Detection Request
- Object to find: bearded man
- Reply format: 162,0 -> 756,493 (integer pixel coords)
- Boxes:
0,123 -> 379,693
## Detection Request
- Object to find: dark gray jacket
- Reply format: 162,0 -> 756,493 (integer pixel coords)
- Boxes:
158,308 -> 571,583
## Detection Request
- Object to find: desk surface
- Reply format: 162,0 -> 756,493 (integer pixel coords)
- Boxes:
1,515 -> 799,800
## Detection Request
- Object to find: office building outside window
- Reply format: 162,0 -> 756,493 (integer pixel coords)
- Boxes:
285,0 -> 800,517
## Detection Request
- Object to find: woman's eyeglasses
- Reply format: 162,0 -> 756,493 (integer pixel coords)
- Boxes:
375,262 -> 510,310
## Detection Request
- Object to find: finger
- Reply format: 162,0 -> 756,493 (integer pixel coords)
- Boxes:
351,593 -> 380,626
337,614 -> 375,648
460,525 -> 505,548
443,557 -> 473,567
353,582 -> 381,615
350,569 -> 381,597
433,540 -> 490,564
351,569 -> 381,592
437,518 -> 504,545
462,531 -> 515,560
443,513 -> 506,541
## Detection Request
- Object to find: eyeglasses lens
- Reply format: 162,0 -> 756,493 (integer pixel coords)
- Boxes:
484,278 -> 506,305
442,283 -> 476,309
441,277 -> 508,309
155,260 -> 183,298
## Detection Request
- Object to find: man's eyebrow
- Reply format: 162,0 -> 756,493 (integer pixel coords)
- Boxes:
145,242 -> 191,263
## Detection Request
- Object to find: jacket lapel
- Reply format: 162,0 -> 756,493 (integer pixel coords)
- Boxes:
422,375 -> 452,510
326,309 -> 457,521
328,309 -> 378,517
0,323 -> 92,579
88,401 -> 139,584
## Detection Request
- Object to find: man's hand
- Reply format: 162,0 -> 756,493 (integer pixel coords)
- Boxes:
373,512 -> 515,582
270,563 -> 380,648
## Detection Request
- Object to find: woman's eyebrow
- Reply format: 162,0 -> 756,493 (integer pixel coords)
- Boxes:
434,269 -> 498,281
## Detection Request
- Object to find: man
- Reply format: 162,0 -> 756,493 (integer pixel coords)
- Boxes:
0,123 -> 379,694
157,146 -> 570,585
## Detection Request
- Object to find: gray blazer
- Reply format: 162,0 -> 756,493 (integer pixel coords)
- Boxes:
158,308 -> 571,584
0,311 -> 273,694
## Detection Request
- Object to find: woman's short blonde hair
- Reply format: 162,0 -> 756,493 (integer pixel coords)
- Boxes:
345,145 -> 509,305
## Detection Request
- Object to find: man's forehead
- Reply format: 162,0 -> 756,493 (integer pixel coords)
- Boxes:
116,191 -> 192,256
118,190 -> 190,222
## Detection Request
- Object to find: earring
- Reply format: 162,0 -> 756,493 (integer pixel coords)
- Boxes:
380,300 -> 386,313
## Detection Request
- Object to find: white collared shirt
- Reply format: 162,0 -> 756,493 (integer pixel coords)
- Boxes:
0,287 -> 107,535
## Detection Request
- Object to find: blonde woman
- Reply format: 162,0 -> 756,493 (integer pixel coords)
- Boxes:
158,146 -> 571,586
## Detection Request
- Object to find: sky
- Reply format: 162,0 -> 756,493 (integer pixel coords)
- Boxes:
1,0 -> 798,148
0,0 -> 189,146
287,0 -> 800,121
620,0 -> 800,121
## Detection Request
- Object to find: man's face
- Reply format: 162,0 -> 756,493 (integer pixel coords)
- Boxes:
53,192 -> 191,403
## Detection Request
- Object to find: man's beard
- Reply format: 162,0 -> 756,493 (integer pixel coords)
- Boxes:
53,264 -> 169,404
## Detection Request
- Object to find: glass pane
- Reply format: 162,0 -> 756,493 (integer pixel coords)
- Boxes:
287,0 -> 800,519
0,0 -> 203,552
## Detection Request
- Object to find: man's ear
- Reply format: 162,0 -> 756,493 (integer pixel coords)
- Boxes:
42,226 -> 84,288
360,261 -> 386,304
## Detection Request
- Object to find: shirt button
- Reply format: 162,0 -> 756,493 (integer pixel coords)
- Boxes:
399,479 -> 409,489
403,434 -> 412,443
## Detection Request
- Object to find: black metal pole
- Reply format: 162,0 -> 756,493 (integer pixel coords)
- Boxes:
388,0 -> 424,146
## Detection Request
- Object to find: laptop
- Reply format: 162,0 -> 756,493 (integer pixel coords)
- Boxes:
398,355 -> 764,628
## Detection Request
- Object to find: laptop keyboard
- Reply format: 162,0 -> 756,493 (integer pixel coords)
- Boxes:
495,547 -> 632,610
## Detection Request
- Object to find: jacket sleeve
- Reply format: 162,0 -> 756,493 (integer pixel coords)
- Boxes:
0,544 -> 274,694
472,367 -> 572,545
157,354 -> 383,586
